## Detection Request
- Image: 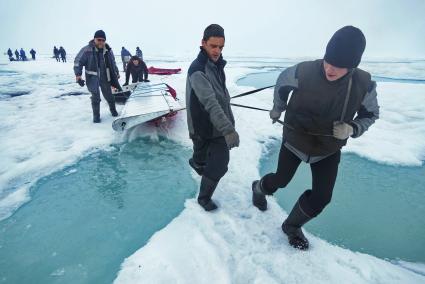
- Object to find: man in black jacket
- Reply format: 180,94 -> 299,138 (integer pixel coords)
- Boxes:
123,56 -> 149,85
252,26 -> 379,250
59,47 -> 66,62
54,46 -> 60,62
30,49 -> 36,60
7,48 -> 13,61
186,24 -> 240,211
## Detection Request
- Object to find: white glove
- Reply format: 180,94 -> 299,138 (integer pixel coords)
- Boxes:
333,122 -> 353,140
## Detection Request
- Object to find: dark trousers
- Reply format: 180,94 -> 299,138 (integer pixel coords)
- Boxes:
191,136 -> 229,182
130,71 -> 147,83
61,57 -> 66,62
91,80 -> 115,105
262,143 -> 340,217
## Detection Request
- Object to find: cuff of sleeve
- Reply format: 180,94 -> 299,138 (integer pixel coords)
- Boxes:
222,127 -> 236,136
273,104 -> 286,113
349,121 -> 360,138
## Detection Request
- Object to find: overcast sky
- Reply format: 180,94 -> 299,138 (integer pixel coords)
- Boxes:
1,0 -> 424,59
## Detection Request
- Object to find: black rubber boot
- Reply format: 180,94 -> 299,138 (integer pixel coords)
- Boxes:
282,201 -> 312,250
252,178 -> 267,211
189,158 -> 205,176
92,103 -> 101,123
108,101 -> 118,117
198,176 -> 218,212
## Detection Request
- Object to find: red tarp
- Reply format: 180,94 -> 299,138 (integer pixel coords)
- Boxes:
148,67 -> 181,75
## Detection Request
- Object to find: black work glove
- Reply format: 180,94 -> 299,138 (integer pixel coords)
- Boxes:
77,79 -> 85,87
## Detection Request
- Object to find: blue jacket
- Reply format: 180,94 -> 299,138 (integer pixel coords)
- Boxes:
74,40 -> 120,94
136,48 -> 143,59
121,48 -> 131,60
20,49 -> 26,58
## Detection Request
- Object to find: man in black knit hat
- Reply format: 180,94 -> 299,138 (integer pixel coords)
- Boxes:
74,30 -> 121,123
251,26 -> 379,250
186,24 -> 239,211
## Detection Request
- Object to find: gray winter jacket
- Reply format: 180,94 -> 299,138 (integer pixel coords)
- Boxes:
74,40 -> 120,94
186,48 -> 235,139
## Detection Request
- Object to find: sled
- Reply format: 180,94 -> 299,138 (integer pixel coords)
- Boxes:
112,83 -> 184,131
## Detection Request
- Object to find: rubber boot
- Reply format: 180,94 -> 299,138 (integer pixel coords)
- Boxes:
198,176 -> 218,212
252,178 -> 267,211
281,201 -> 312,250
92,103 -> 101,123
108,101 -> 118,117
189,158 -> 205,176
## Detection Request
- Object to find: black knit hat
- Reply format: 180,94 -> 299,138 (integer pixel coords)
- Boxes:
94,30 -> 106,40
203,24 -> 225,41
324,26 -> 366,68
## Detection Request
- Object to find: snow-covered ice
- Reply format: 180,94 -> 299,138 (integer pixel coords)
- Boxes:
345,82 -> 425,166
0,57 -> 189,221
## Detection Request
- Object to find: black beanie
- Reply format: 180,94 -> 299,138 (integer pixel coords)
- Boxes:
324,26 -> 366,68
94,30 -> 106,40
203,24 -> 225,41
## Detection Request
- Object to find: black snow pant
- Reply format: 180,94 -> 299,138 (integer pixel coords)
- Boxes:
61,57 -> 66,62
191,135 -> 229,182
262,143 -> 340,218
90,80 -> 115,105
132,72 -> 145,83
55,56 -> 60,62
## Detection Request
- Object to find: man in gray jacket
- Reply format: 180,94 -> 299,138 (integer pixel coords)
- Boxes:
74,30 -> 121,123
186,24 -> 240,211
252,26 -> 380,250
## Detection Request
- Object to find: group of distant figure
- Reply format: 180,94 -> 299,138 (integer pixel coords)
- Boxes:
53,46 -> 67,62
7,48 -> 36,61
5,46 -> 67,62
5,45 -> 142,68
